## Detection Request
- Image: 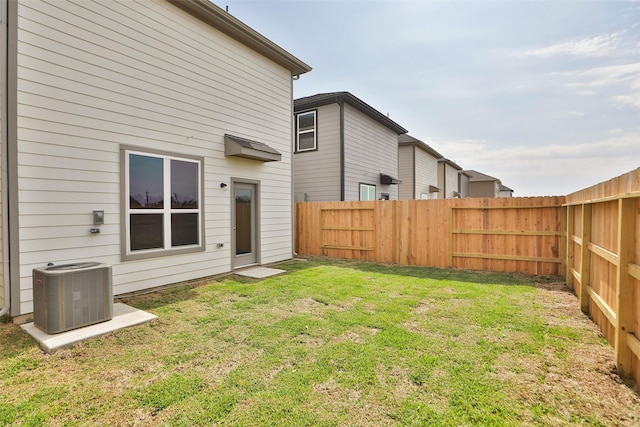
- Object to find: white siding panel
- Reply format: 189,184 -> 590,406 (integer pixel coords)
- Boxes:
293,103 -> 341,201
14,0 -> 296,314
445,165 -> 460,198
415,147 -> 439,198
343,104 -> 400,201
398,145 -> 414,200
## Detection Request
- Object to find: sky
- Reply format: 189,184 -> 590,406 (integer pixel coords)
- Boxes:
216,0 -> 640,196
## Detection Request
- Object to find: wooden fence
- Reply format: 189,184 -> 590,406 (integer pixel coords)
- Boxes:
295,196 -> 565,276
564,167 -> 640,384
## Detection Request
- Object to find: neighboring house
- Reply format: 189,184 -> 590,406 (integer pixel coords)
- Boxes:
464,170 -> 503,198
459,171 -> 471,198
499,184 -> 514,198
398,134 -> 443,200
438,158 -> 465,199
0,0 -> 310,318
293,92 -> 407,202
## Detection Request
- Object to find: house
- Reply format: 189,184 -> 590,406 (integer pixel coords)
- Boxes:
464,170 -> 505,198
293,92 -> 407,202
437,158 -> 465,199
499,184 -> 514,198
398,134 -> 443,200
0,0 -> 310,319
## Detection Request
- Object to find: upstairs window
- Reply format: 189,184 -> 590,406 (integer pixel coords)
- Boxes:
296,111 -> 317,152
124,149 -> 203,259
360,184 -> 376,201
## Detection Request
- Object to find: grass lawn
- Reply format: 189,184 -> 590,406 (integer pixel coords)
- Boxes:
1,258 -> 639,426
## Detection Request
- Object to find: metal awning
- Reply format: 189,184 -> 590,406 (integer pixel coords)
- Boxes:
224,134 -> 282,162
380,173 -> 402,185
429,185 -> 441,193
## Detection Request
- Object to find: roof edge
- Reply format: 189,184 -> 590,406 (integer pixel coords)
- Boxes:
295,92 -> 407,134
167,0 -> 311,76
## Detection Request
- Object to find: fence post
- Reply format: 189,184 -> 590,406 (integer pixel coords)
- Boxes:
565,205 -> 574,289
579,203 -> 592,313
614,197 -> 635,375
448,205 -> 454,268
560,205 -> 567,277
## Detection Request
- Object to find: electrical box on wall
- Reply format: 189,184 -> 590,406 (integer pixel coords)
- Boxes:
93,210 -> 104,225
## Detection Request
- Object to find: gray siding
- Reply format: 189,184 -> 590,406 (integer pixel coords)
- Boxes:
293,103 -> 340,202
398,145 -> 414,200
438,163 -> 461,199
460,174 -> 470,198
469,181 -> 498,197
343,104 -> 400,201
414,147 -> 439,199
15,0 -> 295,314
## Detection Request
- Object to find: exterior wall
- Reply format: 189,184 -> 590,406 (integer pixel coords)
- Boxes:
437,163 -> 460,199
444,165 -> 460,198
460,174 -> 470,198
14,0 -> 295,314
398,145 -> 414,200
343,104 -> 399,201
499,189 -> 513,198
415,148 -> 439,199
293,103 -> 340,202
469,181 -> 498,197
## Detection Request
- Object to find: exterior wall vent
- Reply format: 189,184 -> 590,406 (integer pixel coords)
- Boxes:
32,262 -> 113,334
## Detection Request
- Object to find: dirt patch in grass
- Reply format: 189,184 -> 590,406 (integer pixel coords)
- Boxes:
493,280 -> 640,426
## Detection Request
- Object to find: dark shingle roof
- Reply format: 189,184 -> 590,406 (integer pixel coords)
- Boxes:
398,134 -> 443,158
463,170 -> 501,183
294,92 -> 408,134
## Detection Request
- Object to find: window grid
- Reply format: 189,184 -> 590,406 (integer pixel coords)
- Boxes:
296,111 -> 317,152
125,150 -> 202,256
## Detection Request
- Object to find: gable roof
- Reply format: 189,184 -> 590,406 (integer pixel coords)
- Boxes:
438,158 -> 463,171
463,170 -> 502,183
168,0 -> 311,76
398,134 -> 443,158
294,92 -> 408,134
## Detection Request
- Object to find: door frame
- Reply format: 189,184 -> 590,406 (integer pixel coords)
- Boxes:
231,178 -> 260,268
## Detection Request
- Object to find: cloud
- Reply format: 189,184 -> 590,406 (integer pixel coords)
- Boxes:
553,62 -> 640,107
433,131 -> 640,195
518,28 -> 638,59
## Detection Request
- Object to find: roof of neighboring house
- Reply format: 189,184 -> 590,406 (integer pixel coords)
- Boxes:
463,170 -> 502,183
398,134 -> 443,158
168,0 -> 311,76
294,92 -> 408,134
438,157 -> 463,171
499,184 -> 514,192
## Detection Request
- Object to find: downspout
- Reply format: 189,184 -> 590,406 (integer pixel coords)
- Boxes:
412,145 -> 416,199
0,0 -> 9,316
339,99 -> 344,201
442,164 -> 446,200
4,0 -> 18,317
290,75 -> 296,258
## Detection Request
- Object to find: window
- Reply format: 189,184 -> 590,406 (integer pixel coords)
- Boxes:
124,149 -> 202,259
360,184 -> 376,201
296,111 -> 316,152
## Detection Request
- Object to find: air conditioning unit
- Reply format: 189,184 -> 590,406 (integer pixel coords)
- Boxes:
33,262 -> 113,334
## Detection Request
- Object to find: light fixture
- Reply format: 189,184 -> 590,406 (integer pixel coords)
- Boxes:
220,183 -> 227,188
